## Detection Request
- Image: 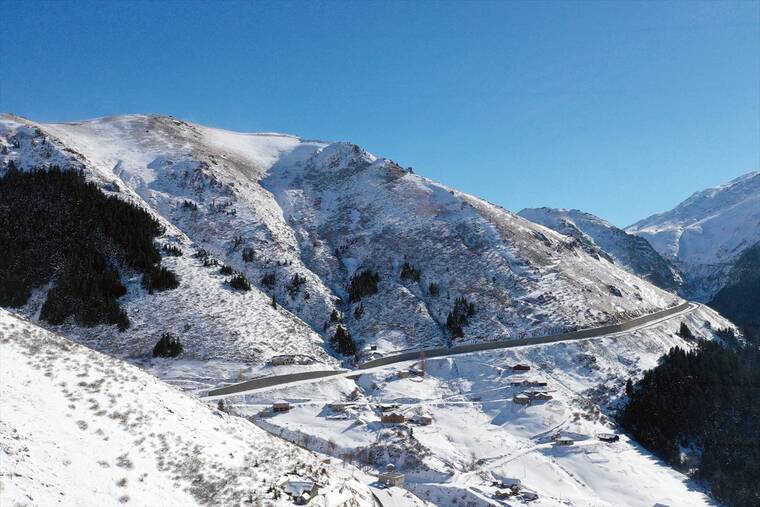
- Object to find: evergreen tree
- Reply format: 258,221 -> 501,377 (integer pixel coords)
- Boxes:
0,167 -> 178,329
620,339 -> 760,507
331,325 -> 356,356
446,296 -> 475,338
400,262 -> 421,282
152,332 -> 183,358
229,273 -> 251,291
625,378 -> 634,397
347,269 -> 380,303
260,272 -> 275,289
677,322 -> 695,339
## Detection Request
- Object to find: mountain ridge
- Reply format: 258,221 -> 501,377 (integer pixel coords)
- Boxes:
626,170 -> 760,300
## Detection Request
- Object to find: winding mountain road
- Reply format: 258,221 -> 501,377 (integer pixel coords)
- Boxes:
203,301 -> 696,400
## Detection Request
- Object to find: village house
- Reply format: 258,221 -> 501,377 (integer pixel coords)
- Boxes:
378,464 -> 405,488
597,432 -> 620,442
327,403 -> 349,412
272,401 -> 291,413
555,436 -> 574,446
513,394 -> 531,405
380,413 -> 405,424
511,379 -> 547,387
270,354 -> 315,366
270,355 -> 296,366
410,414 -> 433,426
279,477 -> 320,504
495,478 -> 521,489
528,391 -> 553,401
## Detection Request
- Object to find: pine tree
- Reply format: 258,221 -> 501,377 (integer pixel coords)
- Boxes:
152,332 -> 183,357
229,273 -> 251,291
331,325 -> 356,356
677,322 -> 695,340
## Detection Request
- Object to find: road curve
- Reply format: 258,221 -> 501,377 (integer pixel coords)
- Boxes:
204,302 -> 694,399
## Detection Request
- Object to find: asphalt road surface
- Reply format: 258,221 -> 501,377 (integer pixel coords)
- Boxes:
204,301 -> 694,399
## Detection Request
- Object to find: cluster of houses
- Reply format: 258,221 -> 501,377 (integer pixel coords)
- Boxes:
513,390 -> 553,405
376,404 -> 433,426
491,478 -> 539,502
511,377 -> 553,406
552,434 -> 575,446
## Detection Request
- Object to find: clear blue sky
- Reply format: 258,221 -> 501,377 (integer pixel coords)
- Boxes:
1,1 -> 758,226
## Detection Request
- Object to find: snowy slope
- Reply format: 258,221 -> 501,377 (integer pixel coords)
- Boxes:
519,207 -> 682,291
0,114 -> 681,366
627,171 -> 760,300
230,304 -> 731,507
0,309 -> 382,507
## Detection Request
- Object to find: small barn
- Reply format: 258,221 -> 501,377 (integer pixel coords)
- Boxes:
270,355 -> 296,366
410,414 -> 433,426
555,436 -> 574,445
380,413 -> 405,424
378,464 -> 405,488
272,401 -> 291,413
281,478 -> 320,504
597,432 -> 620,442
512,364 -> 531,371
513,394 -> 531,405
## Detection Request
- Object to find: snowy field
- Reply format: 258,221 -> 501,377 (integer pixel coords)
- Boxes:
226,305 -> 730,506
0,309 -> 413,507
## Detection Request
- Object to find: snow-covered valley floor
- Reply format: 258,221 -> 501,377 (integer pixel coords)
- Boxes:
224,305 -> 730,507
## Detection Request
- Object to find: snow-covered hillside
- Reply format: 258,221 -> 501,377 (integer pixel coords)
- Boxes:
227,304 -> 731,507
0,309 -> 383,506
0,114 -> 680,370
519,207 -> 682,291
627,171 -> 760,300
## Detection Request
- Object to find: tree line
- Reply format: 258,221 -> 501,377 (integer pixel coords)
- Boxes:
619,326 -> 760,507
0,167 -> 178,329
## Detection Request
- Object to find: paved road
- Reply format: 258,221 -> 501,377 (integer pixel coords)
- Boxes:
204,302 -> 694,399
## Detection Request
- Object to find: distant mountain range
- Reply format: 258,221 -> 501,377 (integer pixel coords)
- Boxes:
520,171 -> 759,333
518,207 -> 682,291
627,171 -> 760,301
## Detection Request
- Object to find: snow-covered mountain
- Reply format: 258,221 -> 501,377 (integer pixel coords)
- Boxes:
627,171 -> 760,300
518,207 -> 682,291
0,113 -> 680,376
0,113 -> 743,507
